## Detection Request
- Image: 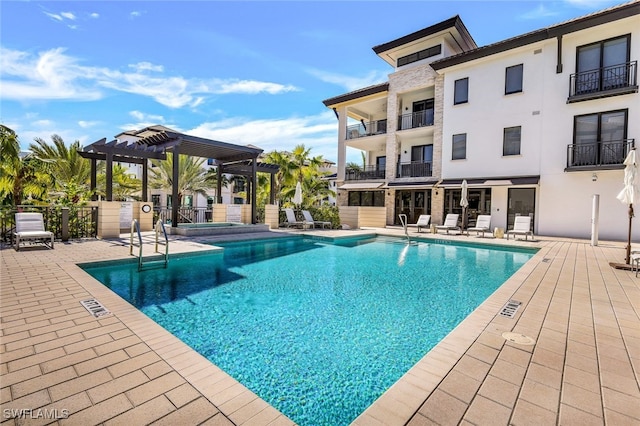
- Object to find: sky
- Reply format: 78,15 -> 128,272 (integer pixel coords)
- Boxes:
0,0 -> 627,164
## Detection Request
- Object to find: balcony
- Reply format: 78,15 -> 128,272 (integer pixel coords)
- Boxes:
345,165 -> 386,181
568,61 -> 638,103
397,110 -> 434,131
396,161 -> 433,178
566,139 -> 634,171
346,120 -> 387,140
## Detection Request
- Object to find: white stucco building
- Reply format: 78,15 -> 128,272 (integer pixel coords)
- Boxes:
323,1 -> 639,241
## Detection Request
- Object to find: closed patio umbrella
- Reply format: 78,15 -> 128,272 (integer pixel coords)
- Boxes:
293,181 -> 303,206
616,149 -> 638,265
460,179 -> 469,231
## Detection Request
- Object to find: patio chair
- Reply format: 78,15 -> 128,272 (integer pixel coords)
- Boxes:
466,215 -> 492,237
506,216 -> 534,240
283,208 -> 305,229
407,215 -> 431,233
302,210 -> 331,229
435,214 -> 460,234
13,212 -> 54,251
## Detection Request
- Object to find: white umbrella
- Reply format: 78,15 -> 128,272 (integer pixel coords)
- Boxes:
460,179 -> 469,231
293,181 -> 303,206
616,149 -> 638,264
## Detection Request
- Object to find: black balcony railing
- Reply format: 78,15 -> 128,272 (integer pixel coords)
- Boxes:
569,61 -> 637,98
397,110 -> 434,131
154,207 -> 212,224
396,161 -> 433,178
566,139 -> 634,169
345,165 -> 386,181
346,119 -> 387,139
1,205 -> 98,245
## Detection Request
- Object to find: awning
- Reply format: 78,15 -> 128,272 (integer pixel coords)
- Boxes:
384,180 -> 437,189
338,182 -> 384,190
438,176 -> 539,187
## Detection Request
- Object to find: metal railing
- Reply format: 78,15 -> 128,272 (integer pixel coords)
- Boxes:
569,61 -> 637,98
566,139 -> 634,168
396,161 -> 433,178
346,119 -> 388,139
154,207 -> 211,224
398,110 -> 434,131
345,165 -> 386,181
1,205 -> 98,245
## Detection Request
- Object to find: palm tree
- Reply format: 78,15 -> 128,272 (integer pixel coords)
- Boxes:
0,126 -> 49,205
29,135 -> 92,201
262,150 -> 296,206
96,164 -> 142,201
149,153 -> 210,206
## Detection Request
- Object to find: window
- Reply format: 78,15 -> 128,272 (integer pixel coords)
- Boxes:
572,109 -> 628,166
505,64 -> 523,94
503,126 -> 521,156
348,191 -> 385,207
452,134 -> 467,160
207,158 -> 214,166
397,45 -> 442,67
454,78 -> 468,104
576,35 -> 630,94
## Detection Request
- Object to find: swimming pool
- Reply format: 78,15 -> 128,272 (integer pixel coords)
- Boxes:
82,235 -> 536,425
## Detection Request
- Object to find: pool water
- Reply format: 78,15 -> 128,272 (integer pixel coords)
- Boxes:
82,236 -> 535,425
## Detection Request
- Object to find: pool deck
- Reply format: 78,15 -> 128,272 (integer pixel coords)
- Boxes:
1,229 -> 638,425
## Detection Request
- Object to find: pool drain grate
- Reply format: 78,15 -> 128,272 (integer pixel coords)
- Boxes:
499,300 -> 522,318
80,298 -> 111,318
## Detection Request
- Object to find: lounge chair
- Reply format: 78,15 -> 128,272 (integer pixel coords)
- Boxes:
13,212 -> 54,251
506,216 -> 534,240
467,215 -> 492,237
302,210 -> 331,229
435,214 -> 460,234
407,215 -> 431,233
283,208 -> 305,229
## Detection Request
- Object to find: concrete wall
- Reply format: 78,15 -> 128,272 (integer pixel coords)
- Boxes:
339,206 -> 386,229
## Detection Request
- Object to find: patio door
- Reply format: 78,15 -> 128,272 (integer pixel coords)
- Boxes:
394,190 -> 431,224
507,188 -> 535,231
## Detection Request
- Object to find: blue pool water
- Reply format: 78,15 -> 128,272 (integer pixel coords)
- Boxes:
82,236 -> 535,425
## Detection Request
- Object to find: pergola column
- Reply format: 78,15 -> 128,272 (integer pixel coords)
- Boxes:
171,147 -> 180,229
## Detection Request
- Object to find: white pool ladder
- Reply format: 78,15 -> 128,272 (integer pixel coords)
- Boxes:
130,219 -> 169,271
398,214 -> 410,242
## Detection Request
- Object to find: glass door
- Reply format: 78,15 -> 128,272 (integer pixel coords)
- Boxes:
394,190 -> 431,224
507,188 -> 535,231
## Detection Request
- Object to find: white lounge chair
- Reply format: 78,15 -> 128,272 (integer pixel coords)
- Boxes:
506,216 -> 534,240
435,214 -> 460,234
467,215 -> 492,237
407,215 -> 431,233
302,210 -> 331,229
283,208 -> 305,229
13,212 -> 54,251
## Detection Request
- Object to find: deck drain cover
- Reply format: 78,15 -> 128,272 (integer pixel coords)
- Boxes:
80,298 -> 111,318
499,300 -> 522,318
502,332 -> 536,346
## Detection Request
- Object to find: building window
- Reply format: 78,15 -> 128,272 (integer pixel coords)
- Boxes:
207,158 -> 214,166
503,126 -> 522,156
452,134 -> 467,160
454,78 -> 468,104
572,109 -> 628,166
348,191 -> 385,207
397,45 -> 442,67
151,194 -> 160,207
505,64 -> 523,94
575,35 -> 630,94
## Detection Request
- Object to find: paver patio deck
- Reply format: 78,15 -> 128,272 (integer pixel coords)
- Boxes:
1,230 -> 638,425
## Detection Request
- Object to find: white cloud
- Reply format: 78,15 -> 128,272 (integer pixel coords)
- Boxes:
78,120 -> 100,128
130,11 -> 144,19
0,47 -> 301,108
307,68 -> 388,92
60,12 -> 76,20
90,13 -> 99,19
519,4 -> 560,20
129,62 -> 164,73
129,110 -> 165,123
188,111 -> 339,162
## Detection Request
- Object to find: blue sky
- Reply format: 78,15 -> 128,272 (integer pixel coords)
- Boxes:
0,0 -> 625,163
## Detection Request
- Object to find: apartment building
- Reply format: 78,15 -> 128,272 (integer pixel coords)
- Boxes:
323,1 -> 639,241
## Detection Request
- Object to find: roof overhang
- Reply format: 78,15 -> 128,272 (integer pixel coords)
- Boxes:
338,182 -> 384,190
438,176 -> 540,187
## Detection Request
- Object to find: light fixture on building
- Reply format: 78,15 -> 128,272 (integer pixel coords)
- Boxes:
592,173 -> 598,182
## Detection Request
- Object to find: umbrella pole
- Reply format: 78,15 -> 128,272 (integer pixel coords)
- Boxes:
626,203 -> 634,265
